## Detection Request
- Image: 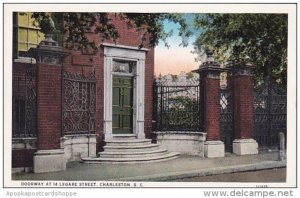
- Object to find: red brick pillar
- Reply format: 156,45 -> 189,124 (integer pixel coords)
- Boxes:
194,51 -> 227,158
202,76 -> 221,141
229,63 -> 258,155
36,64 -> 62,150
28,34 -> 69,172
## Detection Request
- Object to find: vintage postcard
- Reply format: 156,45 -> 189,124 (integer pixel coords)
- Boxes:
2,3 -> 297,191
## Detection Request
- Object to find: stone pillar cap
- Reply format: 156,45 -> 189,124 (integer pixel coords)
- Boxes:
226,59 -> 256,69
225,59 -> 256,76
27,33 -> 70,59
27,44 -> 70,58
192,50 -> 229,73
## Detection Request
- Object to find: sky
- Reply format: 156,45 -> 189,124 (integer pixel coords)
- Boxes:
154,14 -> 200,76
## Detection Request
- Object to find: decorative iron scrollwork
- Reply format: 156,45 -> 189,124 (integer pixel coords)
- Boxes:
25,68 -> 37,137
62,71 -> 96,135
254,79 -> 287,147
12,67 -> 37,137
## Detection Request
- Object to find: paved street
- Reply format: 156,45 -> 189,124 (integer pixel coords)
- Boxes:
12,152 -> 286,182
172,168 -> 286,182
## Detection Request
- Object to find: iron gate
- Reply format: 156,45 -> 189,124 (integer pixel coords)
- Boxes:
254,79 -> 287,147
153,77 -> 201,131
12,68 -> 37,137
220,78 -> 287,150
220,86 -> 234,152
62,71 -> 96,135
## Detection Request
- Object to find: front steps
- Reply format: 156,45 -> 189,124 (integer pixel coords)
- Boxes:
81,136 -> 180,164
112,134 -> 137,140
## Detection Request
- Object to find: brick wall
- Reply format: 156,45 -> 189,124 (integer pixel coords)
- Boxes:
232,75 -> 254,139
12,149 -> 36,168
62,15 -> 155,149
144,48 -> 155,138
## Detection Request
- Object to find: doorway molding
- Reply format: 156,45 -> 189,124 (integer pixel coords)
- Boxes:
102,43 -> 147,140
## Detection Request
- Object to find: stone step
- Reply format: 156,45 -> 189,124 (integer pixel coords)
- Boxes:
103,143 -> 160,152
98,148 -> 168,158
105,139 -> 152,146
82,152 -> 180,164
112,134 -> 137,140
81,137 -> 179,164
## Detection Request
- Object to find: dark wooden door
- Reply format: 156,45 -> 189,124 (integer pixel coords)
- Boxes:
112,76 -> 133,134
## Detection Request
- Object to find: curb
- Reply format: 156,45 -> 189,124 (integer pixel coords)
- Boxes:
117,160 -> 286,181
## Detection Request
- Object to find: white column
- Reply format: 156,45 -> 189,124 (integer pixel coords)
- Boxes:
136,60 -> 145,139
103,57 -> 113,140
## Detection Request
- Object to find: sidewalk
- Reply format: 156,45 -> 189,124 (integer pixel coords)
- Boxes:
12,151 -> 286,181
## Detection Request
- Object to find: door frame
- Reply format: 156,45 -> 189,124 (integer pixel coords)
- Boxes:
102,43 -> 148,140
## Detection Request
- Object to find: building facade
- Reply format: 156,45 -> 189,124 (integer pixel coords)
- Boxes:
12,13 -> 159,173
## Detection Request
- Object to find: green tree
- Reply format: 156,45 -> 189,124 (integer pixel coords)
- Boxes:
186,72 -> 194,79
32,12 -> 191,50
193,14 -> 287,87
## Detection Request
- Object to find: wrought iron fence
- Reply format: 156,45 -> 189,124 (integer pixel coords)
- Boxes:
62,71 -> 96,135
254,79 -> 287,148
12,68 -> 37,137
153,77 -> 200,131
220,86 -> 234,152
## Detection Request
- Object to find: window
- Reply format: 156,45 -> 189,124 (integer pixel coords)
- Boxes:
113,59 -> 136,74
13,12 -> 44,58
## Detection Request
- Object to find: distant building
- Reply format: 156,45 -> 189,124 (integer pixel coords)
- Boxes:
158,71 -> 227,88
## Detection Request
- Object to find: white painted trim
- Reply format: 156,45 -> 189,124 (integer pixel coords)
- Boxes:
12,137 -> 37,149
14,57 -> 36,64
34,149 -> 65,155
103,57 -> 113,140
104,45 -> 146,60
12,167 -> 33,173
101,43 -> 149,51
103,45 -> 146,140
136,60 -> 145,139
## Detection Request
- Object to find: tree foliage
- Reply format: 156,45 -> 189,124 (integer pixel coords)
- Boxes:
31,13 -> 288,86
193,14 -> 287,87
31,12 -> 55,33
32,12 -> 191,50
